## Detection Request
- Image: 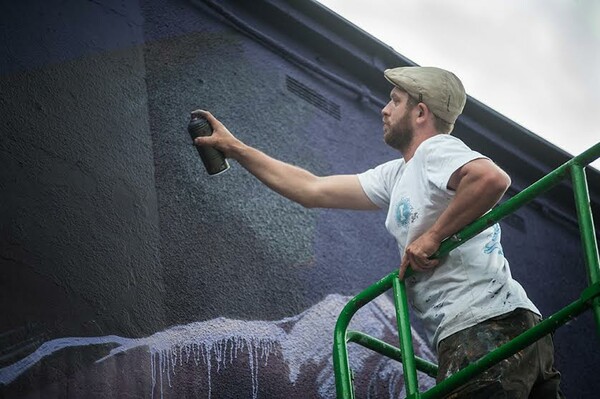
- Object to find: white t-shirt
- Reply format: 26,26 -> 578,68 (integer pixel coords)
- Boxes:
358,134 -> 539,350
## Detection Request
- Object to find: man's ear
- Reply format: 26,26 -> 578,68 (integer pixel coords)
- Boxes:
417,103 -> 428,119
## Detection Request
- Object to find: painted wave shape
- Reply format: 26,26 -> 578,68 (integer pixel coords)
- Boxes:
0,294 -> 436,398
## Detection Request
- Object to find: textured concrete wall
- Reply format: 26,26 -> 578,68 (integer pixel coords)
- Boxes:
0,0 -> 598,398
0,0 -> 164,339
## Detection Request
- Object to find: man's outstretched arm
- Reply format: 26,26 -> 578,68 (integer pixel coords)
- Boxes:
192,110 -> 379,210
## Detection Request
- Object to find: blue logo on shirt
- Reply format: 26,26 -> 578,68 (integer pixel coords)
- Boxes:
396,197 -> 417,227
483,223 -> 504,255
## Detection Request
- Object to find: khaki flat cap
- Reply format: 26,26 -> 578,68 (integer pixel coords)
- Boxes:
384,66 -> 466,126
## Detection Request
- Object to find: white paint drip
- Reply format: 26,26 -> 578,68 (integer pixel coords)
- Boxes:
0,294 -> 436,398
103,318 -> 286,399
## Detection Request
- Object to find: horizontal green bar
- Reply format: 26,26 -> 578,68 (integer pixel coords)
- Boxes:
347,331 -> 438,378
581,282 -> 600,303
573,141 -> 600,167
421,284 -> 600,399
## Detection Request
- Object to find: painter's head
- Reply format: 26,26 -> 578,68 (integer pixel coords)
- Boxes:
384,66 -> 466,134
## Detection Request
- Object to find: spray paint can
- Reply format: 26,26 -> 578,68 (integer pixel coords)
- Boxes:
188,114 -> 230,176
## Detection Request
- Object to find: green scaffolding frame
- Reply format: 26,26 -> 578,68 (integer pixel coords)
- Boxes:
333,142 -> 600,399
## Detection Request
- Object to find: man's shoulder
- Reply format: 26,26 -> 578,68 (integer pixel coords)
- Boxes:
423,133 -> 468,148
368,157 -> 405,172
417,134 -> 475,160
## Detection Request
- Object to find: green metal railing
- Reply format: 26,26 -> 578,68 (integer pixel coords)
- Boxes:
333,142 -> 600,399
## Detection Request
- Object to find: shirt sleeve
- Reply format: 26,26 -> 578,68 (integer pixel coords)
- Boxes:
357,159 -> 403,209
425,135 -> 488,192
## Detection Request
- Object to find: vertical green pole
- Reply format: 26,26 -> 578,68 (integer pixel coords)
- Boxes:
333,321 -> 354,399
392,275 -> 420,398
333,272 -> 398,398
571,164 -> 600,339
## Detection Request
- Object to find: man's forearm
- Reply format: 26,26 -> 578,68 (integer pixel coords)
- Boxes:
229,143 -> 320,208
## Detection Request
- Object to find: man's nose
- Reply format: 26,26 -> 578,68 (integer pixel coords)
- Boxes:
381,102 -> 390,116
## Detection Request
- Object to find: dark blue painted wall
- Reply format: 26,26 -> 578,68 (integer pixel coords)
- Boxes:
1,0 -> 598,397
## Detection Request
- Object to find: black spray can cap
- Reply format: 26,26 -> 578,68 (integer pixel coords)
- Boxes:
188,114 -> 230,176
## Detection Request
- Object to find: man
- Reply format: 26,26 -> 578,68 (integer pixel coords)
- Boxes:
193,66 -> 562,397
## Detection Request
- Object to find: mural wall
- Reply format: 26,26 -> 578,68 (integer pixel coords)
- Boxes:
1,0 -> 598,397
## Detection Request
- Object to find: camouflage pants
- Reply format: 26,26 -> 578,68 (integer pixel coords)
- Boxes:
436,308 -> 564,398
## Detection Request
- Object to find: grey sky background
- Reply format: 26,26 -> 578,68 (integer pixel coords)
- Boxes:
316,0 -> 600,170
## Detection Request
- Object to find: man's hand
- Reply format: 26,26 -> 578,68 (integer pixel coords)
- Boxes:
191,110 -> 243,159
399,230 -> 441,280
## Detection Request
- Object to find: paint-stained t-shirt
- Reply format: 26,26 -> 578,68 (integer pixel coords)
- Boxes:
357,134 -> 539,351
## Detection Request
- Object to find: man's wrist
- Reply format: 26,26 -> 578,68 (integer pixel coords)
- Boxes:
225,140 -> 248,161
425,228 -> 445,245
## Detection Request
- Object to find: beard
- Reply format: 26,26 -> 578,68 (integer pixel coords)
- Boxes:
383,112 -> 413,152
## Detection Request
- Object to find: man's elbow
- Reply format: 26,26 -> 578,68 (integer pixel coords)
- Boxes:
297,177 -> 330,209
292,193 -> 317,208
296,186 -> 322,209
488,169 -> 511,196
